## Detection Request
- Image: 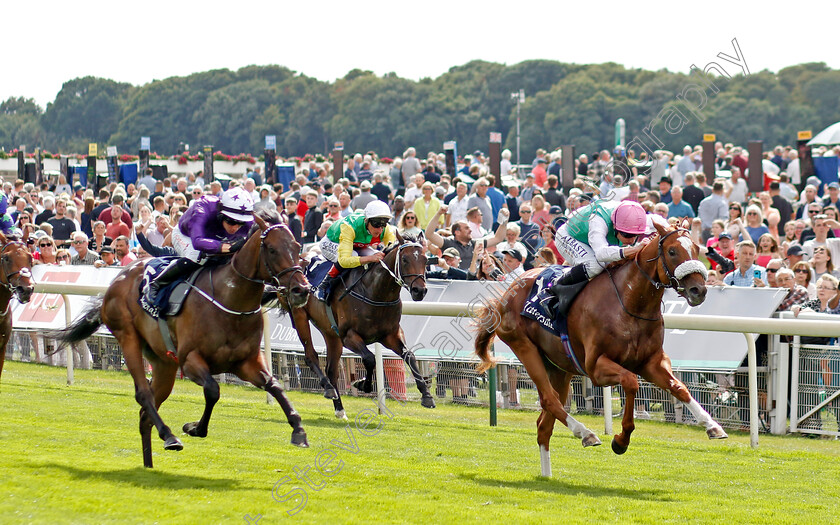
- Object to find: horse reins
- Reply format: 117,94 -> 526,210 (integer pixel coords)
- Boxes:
339,241 -> 425,306
607,228 -> 691,322
0,241 -> 32,300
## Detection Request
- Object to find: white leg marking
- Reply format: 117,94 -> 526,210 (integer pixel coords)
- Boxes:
539,445 -> 552,477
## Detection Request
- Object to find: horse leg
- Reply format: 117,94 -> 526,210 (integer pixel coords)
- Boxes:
323,332 -> 348,420
234,353 -> 309,448
345,331 -> 376,394
121,335 -> 182,468
180,352 -> 219,438
536,368 -> 575,477
589,354 -> 640,455
381,329 -> 435,408
642,354 -> 728,440
512,335 -> 600,451
293,308 -> 338,400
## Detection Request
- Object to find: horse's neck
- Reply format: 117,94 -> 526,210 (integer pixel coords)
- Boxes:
0,287 -> 10,312
214,238 -> 264,306
617,247 -> 665,317
358,251 -> 401,299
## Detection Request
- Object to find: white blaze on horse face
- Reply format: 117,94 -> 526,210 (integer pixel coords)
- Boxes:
677,236 -> 694,258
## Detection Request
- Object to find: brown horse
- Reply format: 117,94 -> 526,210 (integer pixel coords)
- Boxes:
0,234 -> 35,383
475,222 -> 727,476
276,235 -> 434,419
51,211 -> 310,468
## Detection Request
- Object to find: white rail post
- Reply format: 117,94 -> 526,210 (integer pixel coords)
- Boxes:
262,309 -> 272,404
603,386 -> 613,435
374,342 -> 386,415
744,332 -> 758,448
62,294 -> 73,386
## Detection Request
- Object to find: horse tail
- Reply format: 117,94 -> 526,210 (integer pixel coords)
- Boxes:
44,297 -> 104,355
473,299 -> 502,374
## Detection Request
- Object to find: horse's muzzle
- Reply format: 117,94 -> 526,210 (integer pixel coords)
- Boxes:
289,285 -> 310,309
410,286 -> 427,302
16,286 -> 34,304
683,283 -> 707,307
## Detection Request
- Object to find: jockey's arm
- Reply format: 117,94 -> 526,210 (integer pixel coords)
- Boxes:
337,223 -> 362,268
588,215 -> 625,263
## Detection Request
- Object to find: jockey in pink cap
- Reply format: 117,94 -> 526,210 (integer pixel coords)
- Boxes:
543,199 -> 670,316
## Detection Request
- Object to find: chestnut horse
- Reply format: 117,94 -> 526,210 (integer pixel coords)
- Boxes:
475,222 -> 728,476
275,235 -> 434,419
0,235 -> 35,383
50,211 -> 311,468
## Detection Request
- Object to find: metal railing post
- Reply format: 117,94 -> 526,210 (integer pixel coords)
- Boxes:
603,386 -> 613,435
374,342 -> 386,415
488,344 -> 497,426
262,309 -> 272,404
62,294 -> 73,386
745,332 -> 758,448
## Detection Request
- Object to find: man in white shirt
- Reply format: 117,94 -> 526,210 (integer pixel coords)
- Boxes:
403,174 -> 425,207
727,166 -> 749,204
446,182 -> 470,227
501,249 -> 526,285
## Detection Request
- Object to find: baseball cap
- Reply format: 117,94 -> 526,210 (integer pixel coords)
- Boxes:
360,181 -> 372,190
502,249 -> 524,262
73,183 -> 83,190
718,232 -> 732,240
549,205 -> 563,215
829,182 -> 840,190
442,247 -> 460,258
786,245 -> 805,257
100,246 -> 115,254
659,176 -> 673,185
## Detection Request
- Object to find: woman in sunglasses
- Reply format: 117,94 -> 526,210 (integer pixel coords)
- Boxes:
147,186 -> 254,302
315,200 -> 396,301
34,236 -> 58,265
792,261 -> 816,299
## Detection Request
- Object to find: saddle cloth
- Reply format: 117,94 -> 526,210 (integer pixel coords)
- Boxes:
138,257 -> 202,319
304,255 -> 334,289
521,266 -> 586,375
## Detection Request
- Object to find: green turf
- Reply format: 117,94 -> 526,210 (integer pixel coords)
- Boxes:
1,361 -> 839,524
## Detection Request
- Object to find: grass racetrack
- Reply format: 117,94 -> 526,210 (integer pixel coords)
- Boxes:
2,362 -> 839,524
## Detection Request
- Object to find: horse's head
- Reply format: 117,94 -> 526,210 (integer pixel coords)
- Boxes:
253,212 -> 310,309
0,234 -> 34,303
386,232 -> 428,301
652,221 -> 707,306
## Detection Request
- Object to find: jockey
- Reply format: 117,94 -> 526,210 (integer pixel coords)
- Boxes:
316,200 -> 397,300
542,200 -> 669,316
0,193 -> 18,236
147,186 -> 254,302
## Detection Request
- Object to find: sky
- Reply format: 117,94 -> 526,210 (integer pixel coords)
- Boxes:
4,0 -> 839,109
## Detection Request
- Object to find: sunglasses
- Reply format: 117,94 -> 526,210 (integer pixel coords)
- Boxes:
368,219 -> 389,228
39,243 -> 52,248
58,255 -> 70,260
405,216 -> 416,220
809,209 -> 820,214
817,285 -> 837,291
224,218 -> 246,226
766,268 -> 779,273
20,216 -> 30,220
72,240 -> 85,244
794,269 -> 810,274
520,210 -> 532,214
329,204 -> 339,208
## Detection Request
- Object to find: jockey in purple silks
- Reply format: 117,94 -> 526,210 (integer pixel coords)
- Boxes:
147,186 -> 254,302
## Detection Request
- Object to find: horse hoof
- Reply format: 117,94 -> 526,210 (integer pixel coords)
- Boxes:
582,433 -> 602,447
611,437 -> 628,455
707,426 -> 729,440
352,379 -> 366,391
291,431 -> 309,448
164,436 -> 183,451
324,387 -> 339,400
183,422 -> 207,438
421,395 -> 436,409
335,410 -> 348,421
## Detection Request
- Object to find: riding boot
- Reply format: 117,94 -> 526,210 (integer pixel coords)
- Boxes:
540,263 -> 590,319
316,274 -> 336,302
149,258 -> 199,303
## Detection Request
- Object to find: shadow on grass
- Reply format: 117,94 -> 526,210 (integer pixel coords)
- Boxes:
31,462 -> 244,491
459,472 -> 676,501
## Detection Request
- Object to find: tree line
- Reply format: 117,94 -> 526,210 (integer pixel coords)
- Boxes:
2,61 -> 839,160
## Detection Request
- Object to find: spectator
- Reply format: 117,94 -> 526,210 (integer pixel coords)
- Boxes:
426,247 -> 471,280
534,247 -> 557,267
792,275 -> 840,316
46,199 -> 77,248
723,240 -> 767,287
352,181 -> 377,211
793,260 -> 817,299
90,221 -> 112,254
106,204 -> 131,241
403,173 -> 425,207
370,173 -> 392,203
467,177 -> 494,232
424,205 -> 508,270
707,232 -> 736,273
727,166 -> 748,204
495,223 -> 527,260
803,215 -> 840,261
94,246 -> 119,268
465,207 -> 487,239
98,194 -> 132,231
401,147 -> 422,190
755,258 -> 784,288
531,195 -> 550,227
35,196 -> 55,225
447,182 -> 470,227
775,268 -> 810,311
34,236 -> 57,265
284,198 -> 303,243
786,244 -> 806,268
743,205 -> 770,244
769,182 -> 794,232
55,248 -> 71,265
697,181 -> 728,241
500,249 -> 525,284
113,235 -> 137,266
658,177 -> 673,204
79,197 -> 95,238
755,233 -> 780,267
70,232 -> 100,265
667,186 -> 695,219
398,211 -> 422,238
146,213 -> 171,247
413,182 -> 442,230
795,185 -> 822,220
682,173 -> 705,214
484,175 -> 507,228
540,225 -> 563,264
138,167 -> 157,193
514,204 -> 541,267
652,202 -> 669,219
301,190 -> 323,244
811,246 -> 840,281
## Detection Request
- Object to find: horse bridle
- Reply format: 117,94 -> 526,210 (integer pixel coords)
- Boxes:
633,228 -> 706,293
230,223 -> 305,299
0,241 -> 32,299
378,242 -> 426,292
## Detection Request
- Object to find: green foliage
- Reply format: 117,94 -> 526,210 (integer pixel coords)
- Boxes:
6,61 -> 840,158
2,362 -> 840,523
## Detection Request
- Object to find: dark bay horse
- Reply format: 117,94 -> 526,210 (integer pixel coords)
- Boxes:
276,235 -> 434,419
51,212 -> 311,467
0,235 -> 35,383
475,222 -> 728,476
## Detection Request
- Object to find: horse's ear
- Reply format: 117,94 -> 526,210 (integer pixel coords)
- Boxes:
280,210 -> 289,225
681,218 -> 690,230
254,214 -> 268,231
0,232 -> 7,245
395,229 -> 404,244
653,221 -> 668,236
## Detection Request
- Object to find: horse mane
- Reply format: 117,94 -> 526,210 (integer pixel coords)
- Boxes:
248,208 -> 283,236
